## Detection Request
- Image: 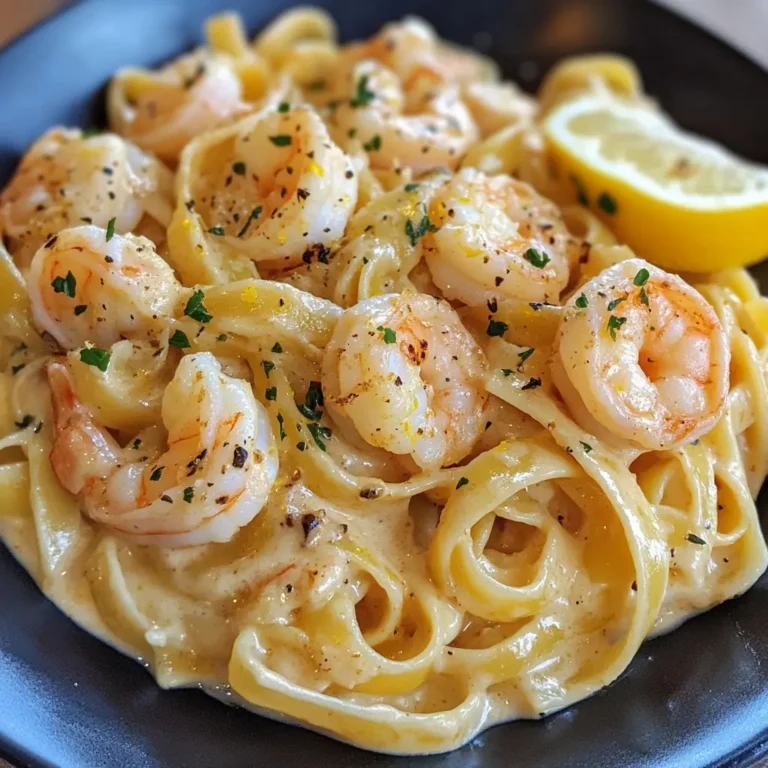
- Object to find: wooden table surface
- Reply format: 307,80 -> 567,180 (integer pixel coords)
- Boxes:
0,1 -> 765,767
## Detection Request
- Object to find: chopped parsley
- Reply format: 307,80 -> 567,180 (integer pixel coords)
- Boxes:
524,247 -> 550,269
363,134 -> 382,152
456,477 -> 469,490
79,347 -> 111,372
296,441 -> 306,452
207,225 -> 225,236
607,315 -> 627,340
580,441 -> 593,453
404,183 -> 420,192
269,135 -> 292,147
575,293 -> 588,309
278,101 -> 290,113
150,466 -> 164,482
11,363 -> 25,375
183,487 -> 194,503
350,74 -> 375,107
183,290 -> 212,323
232,161 -> 246,175
271,342 -> 283,353
607,296 -> 626,312
597,192 -> 618,215
633,268 -> 650,287
132,439 -> 142,450
377,326 -> 397,344
517,347 -> 535,364
169,329 -> 190,348
14,414 -> 34,430
521,377 -> 542,390
74,304 -> 87,316
502,369 -> 513,377
262,360 -> 275,378
277,413 -> 286,441
405,215 -> 439,246
237,206 -> 262,238
639,287 -> 649,306
51,271 -> 76,298
686,533 -> 706,546
298,380 -> 324,420
486,319 -> 508,337
217,334 -> 228,342
265,387 -> 277,401
105,217 -> 116,241
307,422 -> 331,451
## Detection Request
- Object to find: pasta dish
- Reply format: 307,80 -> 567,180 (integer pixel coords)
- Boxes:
1,8 -> 768,755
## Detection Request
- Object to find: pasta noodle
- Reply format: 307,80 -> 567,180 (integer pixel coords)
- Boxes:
0,8 -> 766,756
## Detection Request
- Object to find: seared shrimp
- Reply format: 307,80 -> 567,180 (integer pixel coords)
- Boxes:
424,168 -> 579,305
108,52 -> 249,164
322,293 -> 488,470
328,60 -> 478,173
27,225 -> 181,350
0,128 -> 173,270
462,81 -> 537,138
551,259 -> 729,450
48,352 -> 278,547
195,106 -> 357,269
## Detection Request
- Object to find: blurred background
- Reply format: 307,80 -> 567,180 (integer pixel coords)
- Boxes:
0,0 -> 766,69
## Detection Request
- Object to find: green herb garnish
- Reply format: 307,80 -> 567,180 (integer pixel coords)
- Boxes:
269,135 -> 292,147
169,330 -> 190,348
51,271 -> 76,298
524,248 -> 550,269
79,347 -> 111,372
184,290 -> 212,323
350,74 -> 375,107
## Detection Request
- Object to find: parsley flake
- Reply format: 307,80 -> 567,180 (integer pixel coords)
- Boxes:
486,319 -> 508,338
350,74 -> 375,107
517,347 -> 535,364
269,135 -> 292,147
640,287 -> 649,306
184,290 -> 213,323
524,248 -> 550,269
686,533 -> 706,546
575,293 -> 589,309
363,134 -> 382,152
105,217 -> 116,241
149,466 -> 164,482
237,206 -> 262,238
607,296 -> 626,312
232,161 -> 246,175
271,342 -> 283,353
169,330 -> 190,348
207,225 -> 225,236
580,441 -> 593,453
405,215 -> 439,246
633,268 -> 650,287
278,101 -> 290,113
307,422 -> 331,451
502,369 -> 513,377
51,271 -> 76,298
79,347 -> 111,372
377,326 -> 397,344
263,360 -> 275,378
607,315 -> 627,340
74,304 -> 87,316
456,477 -> 469,490
521,377 -> 542,390
265,387 -> 277,401
277,413 -> 286,441
404,183 -> 420,192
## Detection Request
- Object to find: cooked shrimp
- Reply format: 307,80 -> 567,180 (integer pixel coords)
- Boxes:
327,60 -> 478,173
48,352 -> 278,547
424,168 -> 580,306
108,52 -> 249,164
551,259 -> 729,450
193,106 -> 357,270
322,292 -> 488,470
0,128 -> 173,270
27,225 -> 181,350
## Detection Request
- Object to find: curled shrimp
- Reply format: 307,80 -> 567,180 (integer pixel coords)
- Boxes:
424,168 -> 580,305
551,259 -> 730,450
108,52 -> 249,164
192,106 -> 357,270
462,81 -> 537,138
327,60 -> 478,173
48,352 -> 279,547
322,292 -> 488,470
0,128 -> 173,270
27,225 -> 181,350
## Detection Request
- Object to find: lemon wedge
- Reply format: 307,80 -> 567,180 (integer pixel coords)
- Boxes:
543,94 -> 768,271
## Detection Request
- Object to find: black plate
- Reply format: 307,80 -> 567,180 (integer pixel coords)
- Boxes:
1,1 -> 767,766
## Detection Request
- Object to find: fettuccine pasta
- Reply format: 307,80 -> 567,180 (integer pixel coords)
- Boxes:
0,8 -> 766,755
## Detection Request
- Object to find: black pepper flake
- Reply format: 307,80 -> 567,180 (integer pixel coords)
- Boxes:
232,446 -> 248,468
